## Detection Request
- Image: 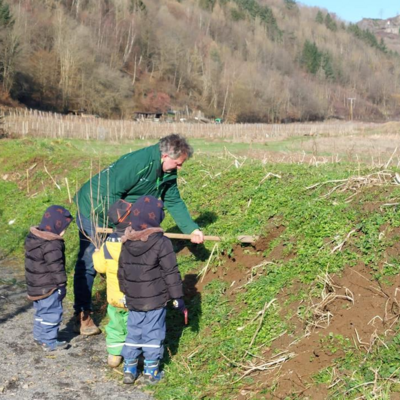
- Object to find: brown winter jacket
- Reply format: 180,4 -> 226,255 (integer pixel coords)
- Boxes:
118,227 -> 184,312
24,227 -> 67,301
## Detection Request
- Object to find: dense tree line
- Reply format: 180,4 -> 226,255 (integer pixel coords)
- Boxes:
0,0 -> 399,122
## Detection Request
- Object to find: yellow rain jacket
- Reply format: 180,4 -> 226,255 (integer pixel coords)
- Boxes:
93,238 -> 126,309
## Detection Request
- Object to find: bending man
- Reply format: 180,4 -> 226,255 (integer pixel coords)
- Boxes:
73,134 -> 204,335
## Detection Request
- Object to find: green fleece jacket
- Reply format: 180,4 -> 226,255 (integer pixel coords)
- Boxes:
74,144 -> 199,234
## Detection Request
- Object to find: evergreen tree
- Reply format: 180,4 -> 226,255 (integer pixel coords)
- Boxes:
324,13 -> 337,31
315,10 -> 324,24
301,40 -> 321,74
231,8 -> 245,21
348,24 -> 388,53
0,0 -> 17,93
379,38 -> 387,53
233,0 -> 282,40
284,0 -> 297,10
0,0 -> 13,27
321,52 -> 335,81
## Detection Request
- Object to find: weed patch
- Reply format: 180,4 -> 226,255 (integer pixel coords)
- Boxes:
2,138 -> 400,398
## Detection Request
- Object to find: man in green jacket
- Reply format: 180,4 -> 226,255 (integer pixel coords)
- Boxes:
73,134 -> 204,335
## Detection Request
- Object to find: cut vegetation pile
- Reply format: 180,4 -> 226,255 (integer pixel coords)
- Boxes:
2,137 -> 400,399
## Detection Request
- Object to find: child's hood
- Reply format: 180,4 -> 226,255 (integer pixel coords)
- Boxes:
121,226 -> 164,256
30,226 -> 64,241
25,227 -> 64,251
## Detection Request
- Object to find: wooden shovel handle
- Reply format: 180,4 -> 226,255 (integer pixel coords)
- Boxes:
165,233 -> 221,241
95,227 -> 258,243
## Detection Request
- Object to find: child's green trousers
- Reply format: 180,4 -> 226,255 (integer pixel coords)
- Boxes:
106,304 -> 128,356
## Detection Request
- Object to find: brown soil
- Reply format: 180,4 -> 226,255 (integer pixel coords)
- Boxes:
253,262 -> 400,399
182,217 -> 400,399
195,225 -> 290,295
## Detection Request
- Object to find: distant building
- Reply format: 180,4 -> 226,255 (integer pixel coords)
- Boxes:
133,111 -> 163,121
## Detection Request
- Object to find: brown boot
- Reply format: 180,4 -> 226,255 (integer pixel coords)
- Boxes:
79,311 -> 101,336
108,355 -> 122,368
73,313 -> 81,334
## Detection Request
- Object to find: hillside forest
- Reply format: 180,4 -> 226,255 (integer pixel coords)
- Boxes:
0,0 -> 399,122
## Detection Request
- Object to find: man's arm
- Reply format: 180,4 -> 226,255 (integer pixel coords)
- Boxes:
162,181 -> 204,243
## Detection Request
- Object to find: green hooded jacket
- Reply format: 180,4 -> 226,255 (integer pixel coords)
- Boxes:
74,143 -> 199,234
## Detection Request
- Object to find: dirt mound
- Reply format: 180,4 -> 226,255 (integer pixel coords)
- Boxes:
195,225 -> 289,293
190,229 -> 400,399
178,216 -> 400,398
257,262 -> 400,399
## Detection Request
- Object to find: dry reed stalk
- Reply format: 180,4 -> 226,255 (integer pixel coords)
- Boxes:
3,108 -> 386,143
65,177 -> 71,203
197,243 -> 219,282
307,170 -> 397,205
43,163 -> 61,190
303,273 -> 354,333
73,162 -> 110,250
331,228 -> 360,253
385,146 -> 398,168
234,261 -> 275,292
256,172 -> 281,188
219,350 -> 295,384
249,299 -> 277,348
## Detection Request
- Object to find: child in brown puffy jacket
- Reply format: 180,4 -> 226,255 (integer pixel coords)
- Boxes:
24,205 -> 73,352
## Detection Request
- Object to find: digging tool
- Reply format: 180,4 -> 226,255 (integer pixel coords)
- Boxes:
95,227 -> 259,244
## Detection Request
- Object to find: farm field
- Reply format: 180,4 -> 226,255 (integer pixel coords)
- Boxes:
2,125 -> 400,399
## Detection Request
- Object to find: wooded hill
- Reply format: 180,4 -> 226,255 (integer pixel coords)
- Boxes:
0,0 -> 400,122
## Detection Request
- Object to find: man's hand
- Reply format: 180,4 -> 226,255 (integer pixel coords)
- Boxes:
190,229 -> 204,244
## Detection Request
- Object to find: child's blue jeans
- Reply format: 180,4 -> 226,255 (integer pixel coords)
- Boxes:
33,286 -> 66,345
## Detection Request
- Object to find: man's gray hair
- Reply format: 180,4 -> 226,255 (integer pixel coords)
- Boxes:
159,134 -> 194,159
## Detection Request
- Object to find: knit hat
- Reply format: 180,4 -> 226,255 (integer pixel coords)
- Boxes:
38,205 -> 73,235
128,196 -> 165,231
107,199 -> 132,230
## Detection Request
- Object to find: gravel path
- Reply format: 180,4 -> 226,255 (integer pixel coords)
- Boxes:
0,258 -> 153,400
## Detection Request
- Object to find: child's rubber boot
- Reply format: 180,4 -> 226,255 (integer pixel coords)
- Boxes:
42,340 -> 68,352
123,359 -> 138,384
143,360 -> 164,384
108,354 -> 122,368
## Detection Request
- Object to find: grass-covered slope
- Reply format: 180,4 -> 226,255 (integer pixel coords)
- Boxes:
1,137 -> 400,399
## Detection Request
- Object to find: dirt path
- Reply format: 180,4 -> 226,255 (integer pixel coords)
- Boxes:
0,258 -> 153,400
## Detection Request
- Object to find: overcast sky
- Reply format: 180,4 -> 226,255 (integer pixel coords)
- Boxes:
299,0 -> 400,23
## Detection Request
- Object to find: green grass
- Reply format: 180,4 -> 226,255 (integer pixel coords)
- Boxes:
2,137 -> 400,398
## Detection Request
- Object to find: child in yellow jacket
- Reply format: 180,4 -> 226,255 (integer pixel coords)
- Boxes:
93,199 -> 132,368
